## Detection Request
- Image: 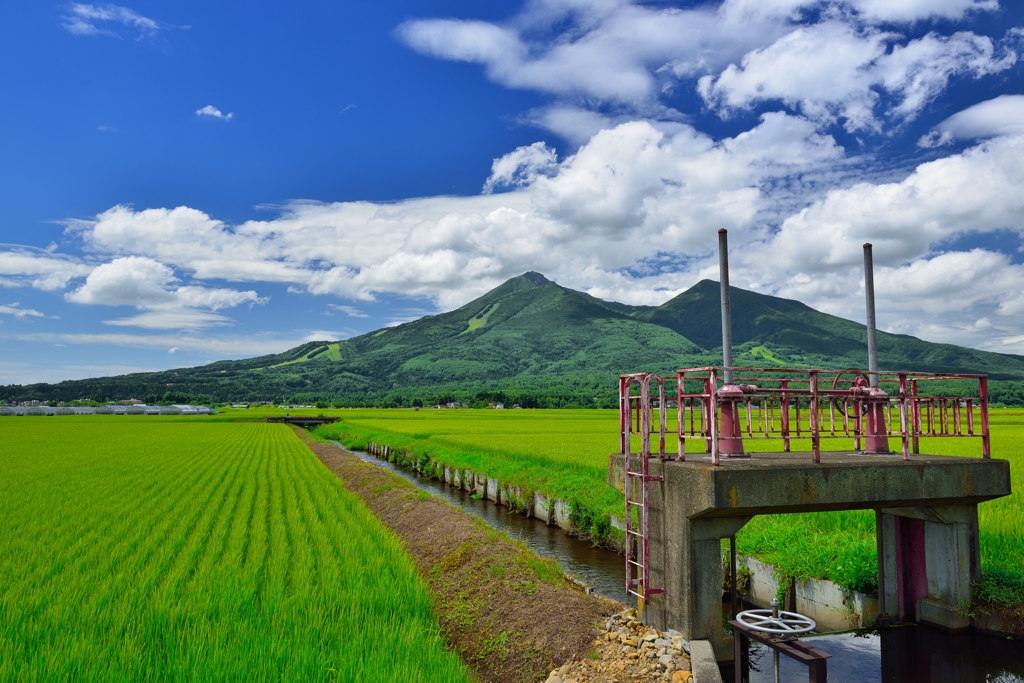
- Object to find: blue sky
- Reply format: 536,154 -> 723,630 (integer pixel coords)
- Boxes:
2,0 -> 1024,384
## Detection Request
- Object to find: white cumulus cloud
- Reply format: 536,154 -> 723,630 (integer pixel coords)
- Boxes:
196,105 -> 234,121
919,94 -> 1024,146
699,23 -> 1016,132
401,1 -> 1011,141
483,141 -> 558,193
65,256 -> 266,330
0,249 -> 92,291
720,0 -> 999,23
398,2 -> 787,106
62,114 -> 843,310
46,117 -> 1024,352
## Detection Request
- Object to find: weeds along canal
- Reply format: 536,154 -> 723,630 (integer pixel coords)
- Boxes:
340,444 -> 1024,683
340,444 -> 628,602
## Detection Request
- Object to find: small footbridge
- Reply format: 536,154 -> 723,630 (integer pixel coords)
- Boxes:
266,416 -> 338,428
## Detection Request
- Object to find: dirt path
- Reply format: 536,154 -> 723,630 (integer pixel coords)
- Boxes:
298,431 -> 619,683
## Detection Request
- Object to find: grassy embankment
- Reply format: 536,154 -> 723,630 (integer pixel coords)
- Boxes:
316,408 -> 1024,607
0,418 -> 471,682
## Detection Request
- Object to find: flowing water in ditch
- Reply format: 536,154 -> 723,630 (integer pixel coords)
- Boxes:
342,444 -> 1024,682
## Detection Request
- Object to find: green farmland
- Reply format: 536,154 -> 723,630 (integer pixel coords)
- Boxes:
318,408 -> 1024,601
0,418 -> 470,682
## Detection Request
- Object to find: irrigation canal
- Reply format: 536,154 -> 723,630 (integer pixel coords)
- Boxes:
341,444 -> 1024,682
341,444 -> 627,601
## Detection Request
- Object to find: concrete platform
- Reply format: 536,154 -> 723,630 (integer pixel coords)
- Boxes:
608,451 -> 1011,662
610,451 -> 1009,518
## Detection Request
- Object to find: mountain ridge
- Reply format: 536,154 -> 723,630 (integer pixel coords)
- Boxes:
4,272 -> 1024,406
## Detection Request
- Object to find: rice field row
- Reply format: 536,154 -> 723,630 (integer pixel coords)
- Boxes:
318,408 -> 1024,597
0,418 -> 471,682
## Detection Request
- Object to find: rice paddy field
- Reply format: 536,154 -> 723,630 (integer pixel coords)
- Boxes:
0,417 -> 471,682
317,408 -> 1024,600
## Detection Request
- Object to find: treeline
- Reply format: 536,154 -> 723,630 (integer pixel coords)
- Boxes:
288,375 -> 622,409
28,390 -> 216,407
4,372 -> 1023,409
990,382 -> 1024,407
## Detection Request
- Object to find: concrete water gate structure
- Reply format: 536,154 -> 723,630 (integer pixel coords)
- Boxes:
607,232 -> 1013,664
609,367 -> 1011,664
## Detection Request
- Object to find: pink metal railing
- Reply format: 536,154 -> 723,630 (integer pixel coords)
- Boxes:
621,367 -> 990,465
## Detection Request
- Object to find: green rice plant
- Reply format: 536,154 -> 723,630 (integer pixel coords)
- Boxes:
0,418 -> 471,682
319,408 -> 1024,599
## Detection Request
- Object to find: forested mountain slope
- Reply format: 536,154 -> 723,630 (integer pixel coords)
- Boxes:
6,272 -> 1024,406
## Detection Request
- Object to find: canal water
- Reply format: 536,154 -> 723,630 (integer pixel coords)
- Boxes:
742,626 -> 1024,682
342,444 -> 1024,682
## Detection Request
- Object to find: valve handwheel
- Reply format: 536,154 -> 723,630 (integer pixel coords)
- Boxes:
831,368 -> 870,391
831,368 -> 870,418
735,608 -> 816,635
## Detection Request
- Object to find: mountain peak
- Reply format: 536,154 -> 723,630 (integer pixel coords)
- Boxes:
519,271 -> 552,286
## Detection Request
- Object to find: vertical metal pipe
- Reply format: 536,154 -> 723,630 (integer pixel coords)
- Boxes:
709,369 -> 720,465
619,376 -> 628,455
810,370 -> 820,463
911,379 -> 920,454
864,243 -> 879,388
730,535 -> 738,621
676,372 -> 685,462
980,376 -> 990,458
719,229 -> 734,385
899,373 -> 909,459
781,380 -> 790,452
657,377 -> 667,458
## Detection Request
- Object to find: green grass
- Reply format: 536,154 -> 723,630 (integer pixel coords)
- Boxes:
461,303 -> 500,334
316,409 -> 624,532
268,342 -> 343,368
747,345 -> 788,366
317,407 -> 1024,601
0,418 -> 471,682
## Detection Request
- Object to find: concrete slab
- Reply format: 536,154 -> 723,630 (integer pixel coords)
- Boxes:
689,640 -> 723,683
609,451 -> 1010,519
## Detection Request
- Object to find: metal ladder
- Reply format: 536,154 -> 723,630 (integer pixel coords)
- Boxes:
621,373 -> 665,610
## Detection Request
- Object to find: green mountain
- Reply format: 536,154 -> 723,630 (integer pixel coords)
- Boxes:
5,272 -> 1024,407
637,280 -> 1019,377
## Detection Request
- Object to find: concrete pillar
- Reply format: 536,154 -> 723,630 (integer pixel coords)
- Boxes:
645,466 -> 749,660
877,505 -> 979,631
